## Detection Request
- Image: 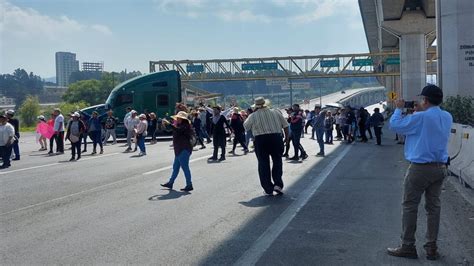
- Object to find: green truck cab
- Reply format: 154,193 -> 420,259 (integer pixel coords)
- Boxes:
81,70 -> 181,137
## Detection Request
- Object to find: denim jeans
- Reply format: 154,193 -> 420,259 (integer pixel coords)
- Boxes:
315,127 -> 325,154
137,135 -> 146,153
168,150 -> 192,186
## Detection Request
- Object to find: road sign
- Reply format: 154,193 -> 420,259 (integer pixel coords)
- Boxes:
242,63 -> 278,71
282,82 -> 311,90
385,57 -> 400,65
266,77 -> 288,86
186,65 -> 204,73
388,91 -> 397,100
320,59 -> 340,68
352,59 -> 373,67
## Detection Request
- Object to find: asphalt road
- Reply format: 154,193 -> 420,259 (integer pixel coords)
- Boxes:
1,130 -> 473,265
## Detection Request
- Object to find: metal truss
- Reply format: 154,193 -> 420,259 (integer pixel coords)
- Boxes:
150,51 -> 437,82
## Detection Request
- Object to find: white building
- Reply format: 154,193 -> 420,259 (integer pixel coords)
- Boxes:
55,52 -> 79,86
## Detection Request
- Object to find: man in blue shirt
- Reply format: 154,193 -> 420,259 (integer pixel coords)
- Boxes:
387,85 -> 452,261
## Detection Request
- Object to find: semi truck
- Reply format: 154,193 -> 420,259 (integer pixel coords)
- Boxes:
81,70 -> 182,137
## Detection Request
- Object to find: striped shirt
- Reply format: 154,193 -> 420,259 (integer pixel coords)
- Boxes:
244,107 -> 288,136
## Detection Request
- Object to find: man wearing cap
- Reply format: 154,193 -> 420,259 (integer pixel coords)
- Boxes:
244,97 -> 289,195
0,113 -> 15,169
52,108 -> 65,155
387,84 -> 452,260
6,110 -> 20,161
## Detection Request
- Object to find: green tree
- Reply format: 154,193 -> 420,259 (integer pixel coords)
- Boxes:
18,95 -> 41,127
63,79 -> 103,105
442,95 -> 474,126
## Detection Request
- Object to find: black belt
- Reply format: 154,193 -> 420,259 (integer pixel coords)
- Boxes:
411,162 -> 447,166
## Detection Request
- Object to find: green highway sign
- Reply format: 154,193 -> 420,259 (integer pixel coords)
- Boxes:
352,59 -> 373,67
385,57 -> 400,65
242,63 -> 278,71
320,59 -> 340,68
186,65 -> 205,73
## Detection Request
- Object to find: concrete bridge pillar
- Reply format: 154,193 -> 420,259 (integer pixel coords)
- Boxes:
437,0 -> 474,97
383,11 -> 435,100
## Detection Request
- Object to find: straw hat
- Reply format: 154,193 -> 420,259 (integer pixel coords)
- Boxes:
252,97 -> 267,108
171,111 -> 190,122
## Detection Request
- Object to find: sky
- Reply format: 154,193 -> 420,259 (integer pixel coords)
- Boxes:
0,0 -> 369,78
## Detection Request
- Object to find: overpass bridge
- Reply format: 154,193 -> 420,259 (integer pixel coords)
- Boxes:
150,51 -> 436,82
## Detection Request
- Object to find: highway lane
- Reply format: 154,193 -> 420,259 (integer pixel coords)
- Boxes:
1,133 -> 342,264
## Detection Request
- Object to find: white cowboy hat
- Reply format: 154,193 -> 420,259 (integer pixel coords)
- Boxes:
171,111 -> 190,122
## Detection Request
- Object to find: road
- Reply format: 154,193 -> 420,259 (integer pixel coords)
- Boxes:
1,130 -> 473,265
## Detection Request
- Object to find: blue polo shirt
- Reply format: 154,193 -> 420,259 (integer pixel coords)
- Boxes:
389,106 -> 452,164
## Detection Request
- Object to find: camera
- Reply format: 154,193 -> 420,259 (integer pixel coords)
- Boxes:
404,101 -> 415,109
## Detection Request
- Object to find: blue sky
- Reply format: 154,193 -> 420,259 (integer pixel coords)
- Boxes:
0,0 -> 368,78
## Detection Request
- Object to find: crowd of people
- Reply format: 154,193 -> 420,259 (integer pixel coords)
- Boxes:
0,99 -> 386,192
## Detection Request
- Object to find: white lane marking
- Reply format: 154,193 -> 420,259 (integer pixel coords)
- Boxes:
0,153 -> 211,217
0,153 -> 120,177
142,154 -> 210,175
234,145 -> 352,266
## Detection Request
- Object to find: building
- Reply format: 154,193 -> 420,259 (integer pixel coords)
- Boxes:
55,52 -> 79,86
0,95 -> 15,106
82,62 -> 104,72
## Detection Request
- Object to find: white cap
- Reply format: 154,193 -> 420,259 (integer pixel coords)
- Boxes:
139,114 -> 146,119
6,109 -> 15,115
37,115 -> 45,120
72,112 -> 80,117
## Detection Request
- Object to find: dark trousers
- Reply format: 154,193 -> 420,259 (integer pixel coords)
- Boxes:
82,133 -> 88,151
56,131 -> 64,153
49,134 -> 56,153
212,133 -> 226,159
71,141 -> 81,158
366,126 -> 373,139
291,130 -> 303,158
12,135 -> 20,159
90,130 -> 103,151
374,127 -> 382,145
359,124 -> 368,141
254,133 -> 284,193
335,124 -> 342,139
325,128 -> 333,143
232,131 -> 248,151
0,145 -> 13,167
304,120 -> 312,133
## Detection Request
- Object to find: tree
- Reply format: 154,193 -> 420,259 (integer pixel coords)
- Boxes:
442,95 -> 474,126
63,79 -> 103,105
18,95 -> 41,127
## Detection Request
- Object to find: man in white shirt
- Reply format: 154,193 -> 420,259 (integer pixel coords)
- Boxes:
52,108 -> 65,154
124,110 -> 139,152
0,113 -> 15,169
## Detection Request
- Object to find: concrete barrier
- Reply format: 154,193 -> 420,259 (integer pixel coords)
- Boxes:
448,124 -> 474,188
448,123 -> 464,159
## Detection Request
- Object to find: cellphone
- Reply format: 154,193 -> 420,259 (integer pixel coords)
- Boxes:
404,101 -> 415,109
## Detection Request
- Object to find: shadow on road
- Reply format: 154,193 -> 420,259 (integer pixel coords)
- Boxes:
148,189 -> 191,201
239,195 -> 290,208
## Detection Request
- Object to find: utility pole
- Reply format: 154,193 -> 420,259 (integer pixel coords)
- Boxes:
290,79 -> 293,106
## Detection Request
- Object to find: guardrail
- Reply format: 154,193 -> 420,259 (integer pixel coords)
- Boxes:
448,123 -> 474,188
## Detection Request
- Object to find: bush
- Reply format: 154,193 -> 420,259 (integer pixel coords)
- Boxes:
18,95 -> 41,127
442,95 -> 474,126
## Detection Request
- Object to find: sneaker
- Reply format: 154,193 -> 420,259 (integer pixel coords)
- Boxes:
200,146 -> 206,150
263,191 -> 273,196
112,141 -> 117,145
180,185 -> 194,192
316,152 -> 325,157
273,186 -> 284,195
82,150 -> 87,153
387,245 -> 418,259
56,152 -> 64,155
218,156 -> 226,161
100,149 -> 104,154
91,151 -> 97,155
76,156 -> 81,161
125,148 -> 132,152
302,153 -> 308,160
228,150 -> 235,154
48,151 -> 54,156
289,156 -> 299,161
69,157 -> 75,162
160,182 -> 173,189
208,157 -> 217,161
138,152 -> 146,156
12,157 -> 20,161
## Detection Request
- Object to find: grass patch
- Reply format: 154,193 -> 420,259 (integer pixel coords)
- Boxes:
20,126 -> 36,133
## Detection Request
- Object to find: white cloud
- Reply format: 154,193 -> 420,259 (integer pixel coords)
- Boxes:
154,0 -> 360,24
0,0 -> 112,40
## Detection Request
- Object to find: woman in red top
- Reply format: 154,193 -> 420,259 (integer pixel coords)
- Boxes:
161,111 -> 195,192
